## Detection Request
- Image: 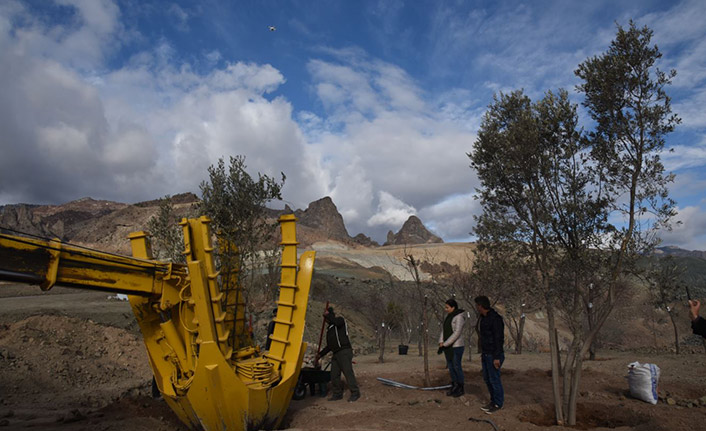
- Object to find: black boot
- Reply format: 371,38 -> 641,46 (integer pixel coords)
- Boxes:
446,383 -> 457,396
452,383 -> 465,397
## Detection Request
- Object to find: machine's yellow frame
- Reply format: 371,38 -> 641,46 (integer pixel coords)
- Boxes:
0,215 -> 314,430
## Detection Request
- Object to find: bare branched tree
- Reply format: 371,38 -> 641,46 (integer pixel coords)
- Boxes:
645,256 -> 687,354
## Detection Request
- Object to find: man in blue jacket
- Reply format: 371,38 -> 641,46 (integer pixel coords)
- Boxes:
475,295 -> 505,414
315,307 -> 360,402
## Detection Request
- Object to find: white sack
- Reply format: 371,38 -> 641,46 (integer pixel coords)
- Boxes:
627,361 -> 660,405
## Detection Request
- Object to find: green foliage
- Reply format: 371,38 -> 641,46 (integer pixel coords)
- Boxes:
199,155 -> 285,284
575,21 -> 680,250
469,21 -> 680,425
471,89 -> 607,268
146,195 -> 186,263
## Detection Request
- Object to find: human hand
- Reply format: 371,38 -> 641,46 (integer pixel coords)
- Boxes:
493,359 -> 501,370
439,342 -> 444,348
689,299 -> 701,321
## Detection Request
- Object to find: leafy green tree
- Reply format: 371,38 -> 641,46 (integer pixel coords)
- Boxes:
146,195 -> 186,263
575,20 -> 679,265
469,22 -> 678,426
199,155 -> 285,282
199,156 -> 285,346
471,88 -> 606,424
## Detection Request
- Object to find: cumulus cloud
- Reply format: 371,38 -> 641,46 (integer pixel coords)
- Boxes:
662,140 -> 706,172
419,193 -> 480,241
0,3 -> 154,204
301,53 -> 479,240
367,191 -> 416,227
0,0 -> 315,208
658,205 -> 706,251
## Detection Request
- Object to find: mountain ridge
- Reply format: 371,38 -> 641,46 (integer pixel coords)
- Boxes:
0,194 -> 445,253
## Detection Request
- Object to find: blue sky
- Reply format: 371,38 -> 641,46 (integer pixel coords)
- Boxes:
1,0 -> 705,249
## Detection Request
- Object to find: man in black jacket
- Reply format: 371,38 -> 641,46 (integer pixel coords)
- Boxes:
689,299 -> 706,338
475,296 -> 505,414
315,307 -> 360,402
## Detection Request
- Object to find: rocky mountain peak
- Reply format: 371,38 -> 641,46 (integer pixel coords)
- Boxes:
384,215 -> 443,246
294,196 -> 350,241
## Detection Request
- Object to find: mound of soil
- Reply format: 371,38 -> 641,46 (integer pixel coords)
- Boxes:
0,315 -> 150,411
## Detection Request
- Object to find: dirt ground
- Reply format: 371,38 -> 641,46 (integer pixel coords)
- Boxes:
1,286 -> 705,430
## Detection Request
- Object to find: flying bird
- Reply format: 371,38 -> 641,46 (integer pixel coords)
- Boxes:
268,26 -> 276,31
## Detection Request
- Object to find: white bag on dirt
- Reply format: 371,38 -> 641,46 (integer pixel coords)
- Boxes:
627,361 -> 660,405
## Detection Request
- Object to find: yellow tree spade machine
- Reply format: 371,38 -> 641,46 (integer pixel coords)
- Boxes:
0,215 -> 315,431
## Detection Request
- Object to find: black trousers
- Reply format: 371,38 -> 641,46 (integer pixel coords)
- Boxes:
331,347 -> 359,395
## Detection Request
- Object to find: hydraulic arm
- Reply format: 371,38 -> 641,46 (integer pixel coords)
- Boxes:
0,215 -> 315,431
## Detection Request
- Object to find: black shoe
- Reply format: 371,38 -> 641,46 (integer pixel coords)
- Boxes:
452,384 -> 464,397
348,393 -> 360,402
446,383 -> 457,396
480,402 -> 494,412
484,404 -> 502,414
327,394 -> 343,401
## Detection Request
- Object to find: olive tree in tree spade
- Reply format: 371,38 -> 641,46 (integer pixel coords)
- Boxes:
199,155 -> 285,283
147,195 -> 187,264
199,156 -> 285,344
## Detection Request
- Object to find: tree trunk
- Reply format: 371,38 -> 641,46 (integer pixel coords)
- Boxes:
423,295 -> 431,386
652,307 -> 658,349
587,285 -> 596,361
588,339 -> 596,360
566,351 -> 584,426
561,339 -> 579,416
475,325 -> 482,354
516,315 -> 525,354
417,325 -> 423,357
547,305 -> 565,425
378,326 -> 387,363
667,310 -> 680,355
466,322 -> 473,362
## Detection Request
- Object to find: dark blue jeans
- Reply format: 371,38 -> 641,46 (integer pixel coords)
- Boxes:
446,346 -> 465,385
481,352 -> 504,407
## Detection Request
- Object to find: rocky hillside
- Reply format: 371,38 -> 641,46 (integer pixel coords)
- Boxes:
0,194 -> 198,255
294,197 -> 349,240
655,246 -> 706,259
384,215 -> 443,246
0,193 -> 443,253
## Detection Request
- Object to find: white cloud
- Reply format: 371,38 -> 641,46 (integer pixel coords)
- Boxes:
6,0 -> 123,70
0,1 -> 312,207
637,0 -> 706,130
168,4 -> 190,31
301,55 -> 480,241
662,141 -> 706,172
367,191 -> 416,227
419,192 -> 480,241
658,205 -> 706,251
